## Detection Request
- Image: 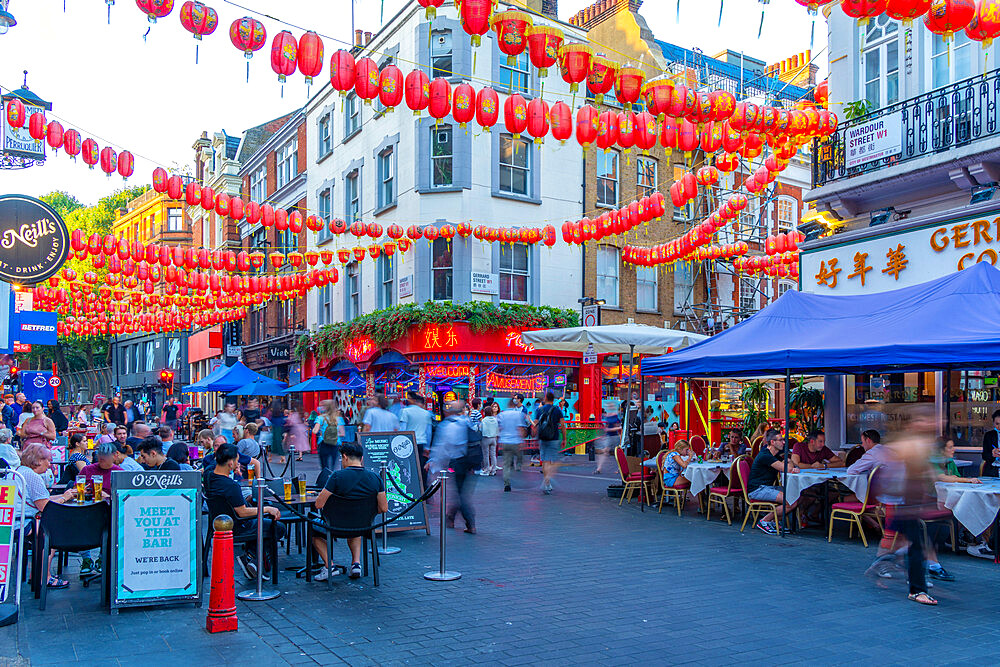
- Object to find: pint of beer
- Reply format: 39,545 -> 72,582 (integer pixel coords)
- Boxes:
297,478 -> 307,497
75,475 -> 86,503
246,463 -> 255,481
283,478 -> 292,501
92,476 -> 103,500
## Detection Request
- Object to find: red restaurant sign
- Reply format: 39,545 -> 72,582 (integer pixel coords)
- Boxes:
345,335 -> 377,364
395,323 -> 577,359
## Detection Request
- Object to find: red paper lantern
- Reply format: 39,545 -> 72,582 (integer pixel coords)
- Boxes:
245,201 -> 261,226
576,105 -> 599,150
270,30 -> 298,83
152,167 -> 169,193
526,98 -> 550,144
330,49 -> 357,95
260,204 -> 275,228
587,55 -> 618,105
136,0 -> 174,23
965,0 -> 1000,44
700,121 -> 724,153
229,196 -> 244,220
428,77 -> 452,120
491,9 -> 533,65
117,151 -> 134,179
795,0 -> 836,14
46,120 -> 64,152
526,25 -> 563,78
550,101 -> 573,143
676,119 -> 699,157
643,78 -> 673,118
99,147 -> 117,177
504,94 -> 529,137
925,0 -> 976,37
81,138 -> 99,169
476,87 -> 499,130
423,225 -> 440,241
379,65 -> 405,110
28,112 -> 46,141
179,1 -> 218,54
366,222 -> 383,238
297,31 -> 324,84
458,0 -> 496,47
886,0 -> 931,23
634,111 -> 658,154
452,82 -> 476,127
306,214 -> 324,232
166,174 -> 183,199
355,58 -> 381,104
275,209 -> 289,232
596,110 -> 619,151
417,0 -> 445,19
6,98 -> 25,129
405,69 -> 430,115
615,66 -> 645,109
617,110 -> 635,152
407,225 -> 423,240
558,42 -> 593,93
229,16 -> 266,58
201,185 -> 215,210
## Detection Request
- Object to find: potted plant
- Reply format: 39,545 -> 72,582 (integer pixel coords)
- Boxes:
740,380 -> 770,438
789,379 -> 824,433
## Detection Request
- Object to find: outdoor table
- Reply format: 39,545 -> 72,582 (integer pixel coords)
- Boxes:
683,461 -> 731,496
781,469 -> 868,505
934,478 -> 1000,537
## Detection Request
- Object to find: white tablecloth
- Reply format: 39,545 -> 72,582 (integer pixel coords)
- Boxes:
934,479 -> 1000,536
781,470 -> 869,505
682,461 -> 730,496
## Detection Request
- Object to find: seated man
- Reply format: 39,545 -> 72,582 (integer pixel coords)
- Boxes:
158,425 -> 175,452
791,430 -> 843,469
114,441 -> 145,471
311,441 -> 388,581
203,434 -> 258,483
847,429 -> 888,475
138,437 -> 181,471
204,443 -> 284,579
79,442 -> 122,497
126,422 -> 150,452
714,428 -> 747,458
746,429 -> 800,535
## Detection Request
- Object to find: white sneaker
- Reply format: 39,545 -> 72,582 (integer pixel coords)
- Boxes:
314,567 -> 329,581
967,543 -> 996,559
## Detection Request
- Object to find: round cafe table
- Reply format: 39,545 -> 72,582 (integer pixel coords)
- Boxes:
781,469 -> 869,505
682,461 -> 731,496
934,478 -> 1000,537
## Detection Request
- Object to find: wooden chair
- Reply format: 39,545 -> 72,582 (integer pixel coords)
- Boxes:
657,452 -> 692,516
828,465 -> 881,547
615,447 -> 655,506
736,457 -> 782,534
707,456 -> 744,525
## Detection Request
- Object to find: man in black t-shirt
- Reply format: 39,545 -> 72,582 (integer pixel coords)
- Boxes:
204,443 -> 283,579
746,429 -> 801,535
102,396 -> 127,426
137,436 -> 181,471
312,441 -> 387,580
161,397 -> 180,431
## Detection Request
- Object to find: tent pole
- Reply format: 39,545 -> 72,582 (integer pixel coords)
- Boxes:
626,344 -> 643,513
782,369 -> 790,537
945,370 -> 952,438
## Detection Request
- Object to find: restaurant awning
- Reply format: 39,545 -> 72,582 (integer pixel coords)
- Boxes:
641,262 -> 1000,378
522,323 -> 707,355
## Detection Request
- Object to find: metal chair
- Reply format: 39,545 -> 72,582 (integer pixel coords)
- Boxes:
305,492 -> 380,588
706,456 -> 744,525
37,502 -> 110,610
828,466 -> 881,547
736,458 -> 782,535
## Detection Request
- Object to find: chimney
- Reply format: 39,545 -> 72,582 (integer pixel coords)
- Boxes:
364,31 -> 373,45
524,0 -> 558,19
568,0 -> 643,30
354,29 -> 363,48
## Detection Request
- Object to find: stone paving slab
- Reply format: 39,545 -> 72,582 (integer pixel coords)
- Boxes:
3,455 -> 999,665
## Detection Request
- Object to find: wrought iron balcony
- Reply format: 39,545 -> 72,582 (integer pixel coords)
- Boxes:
812,69 -> 1000,188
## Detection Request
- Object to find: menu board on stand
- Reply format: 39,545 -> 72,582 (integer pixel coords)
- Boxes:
110,470 -> 203,613
359,431 -> 430,535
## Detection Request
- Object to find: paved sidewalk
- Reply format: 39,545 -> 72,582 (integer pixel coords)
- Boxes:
4,455 -> 999,666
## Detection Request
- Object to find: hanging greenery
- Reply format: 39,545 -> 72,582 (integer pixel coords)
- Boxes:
295,300 -> 578,360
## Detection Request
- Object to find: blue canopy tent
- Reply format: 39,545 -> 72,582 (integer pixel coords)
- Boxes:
640,262 -> 1000,533
182,362 -> 274,394
282,375 -> 364,394
229,378 -> 289,396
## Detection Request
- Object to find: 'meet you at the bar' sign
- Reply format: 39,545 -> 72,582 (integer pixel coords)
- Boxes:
110,471 -> 203,611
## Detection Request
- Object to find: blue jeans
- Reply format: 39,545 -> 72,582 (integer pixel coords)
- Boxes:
539,439 -> 562,463
748,485 -> 782,503
318,443 -> 340,472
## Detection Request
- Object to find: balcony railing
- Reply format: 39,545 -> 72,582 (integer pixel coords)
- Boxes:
813,69 -> 1000,188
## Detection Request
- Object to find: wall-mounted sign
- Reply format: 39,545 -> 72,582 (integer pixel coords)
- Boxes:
15,310 -> 57,345
345,335 -> 377,364
426,364 -> 474,378
398,274 -> 413,299
484,371 -> 546,394
844,111 -> 902,169
471,271 -> 499,295
0,195 -> 69,285
266,345 -> 290,362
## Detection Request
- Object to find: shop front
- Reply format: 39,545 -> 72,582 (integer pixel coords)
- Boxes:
244,334 -> 301,386
187,325 -> 223,413
800,200 -> 1000,453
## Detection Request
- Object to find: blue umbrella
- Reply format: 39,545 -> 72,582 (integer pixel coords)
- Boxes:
228,378 -> 289,396
282,375 -> 362,394
328,359 -> 360,374
369,349 -> 410,368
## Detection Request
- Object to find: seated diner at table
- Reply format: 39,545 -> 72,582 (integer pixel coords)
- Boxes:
982,409 -> 1000,477
202,434 -> 259,483
18,400 -> 57,447
790,430 -> 843,469
712,428 -> 747,459
846,429 -> 889,475
79,442 -> 123,495
0,427 -> 18,467
747,429 -> 800,535
933,436 -> 994,559
113,441 -> 145,471
138,437 -> 181,471
658,439 -> 695,488
166,441 -> 194,470
15,443 -> 79,589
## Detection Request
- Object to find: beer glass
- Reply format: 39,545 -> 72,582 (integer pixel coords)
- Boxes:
297,478 -> 307,497
283,477 -> 292,501
92,476 -> 104,501
246,463 -> 255,481
75,475 -> 86,503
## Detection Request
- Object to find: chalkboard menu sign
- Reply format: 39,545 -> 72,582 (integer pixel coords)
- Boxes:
110,470 -> 203,612
359,431 -> 429,534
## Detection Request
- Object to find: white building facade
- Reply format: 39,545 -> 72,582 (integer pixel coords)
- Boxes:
304,1 -> 585,331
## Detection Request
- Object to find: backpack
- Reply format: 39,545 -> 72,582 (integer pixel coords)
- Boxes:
322,416 -> 339,446
537,405 -> 560,441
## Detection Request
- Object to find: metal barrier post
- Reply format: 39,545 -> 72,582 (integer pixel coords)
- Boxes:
424,471 -> 460,581
237,477 -> 280,601
378,464 -> 400,555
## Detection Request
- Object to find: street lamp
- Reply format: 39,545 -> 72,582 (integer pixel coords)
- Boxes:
0,1 -> 16,35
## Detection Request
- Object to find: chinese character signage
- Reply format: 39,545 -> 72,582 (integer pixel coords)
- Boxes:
845,111 -> 902,169
800,211 -> 1000,295
344,335 -> 376,364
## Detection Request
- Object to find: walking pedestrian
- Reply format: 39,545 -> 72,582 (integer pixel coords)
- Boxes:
533,392 -> 567,494
313,401 -> 343,472
400,391 -> 433,486
286,404 -> 309,463
480,402 -> 499,475
213,402 -> 238,444
596,404 -> 621,474
498,396 -> 530,492
361,394 -> 400,433
429,400 -> 479,533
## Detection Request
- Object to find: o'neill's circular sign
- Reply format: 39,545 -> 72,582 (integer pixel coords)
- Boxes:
0,195 -> 69,284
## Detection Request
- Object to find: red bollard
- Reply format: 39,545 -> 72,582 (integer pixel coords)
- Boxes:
206,515 -> 239,633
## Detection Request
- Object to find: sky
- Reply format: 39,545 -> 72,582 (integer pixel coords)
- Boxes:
0,0 -> 826,205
